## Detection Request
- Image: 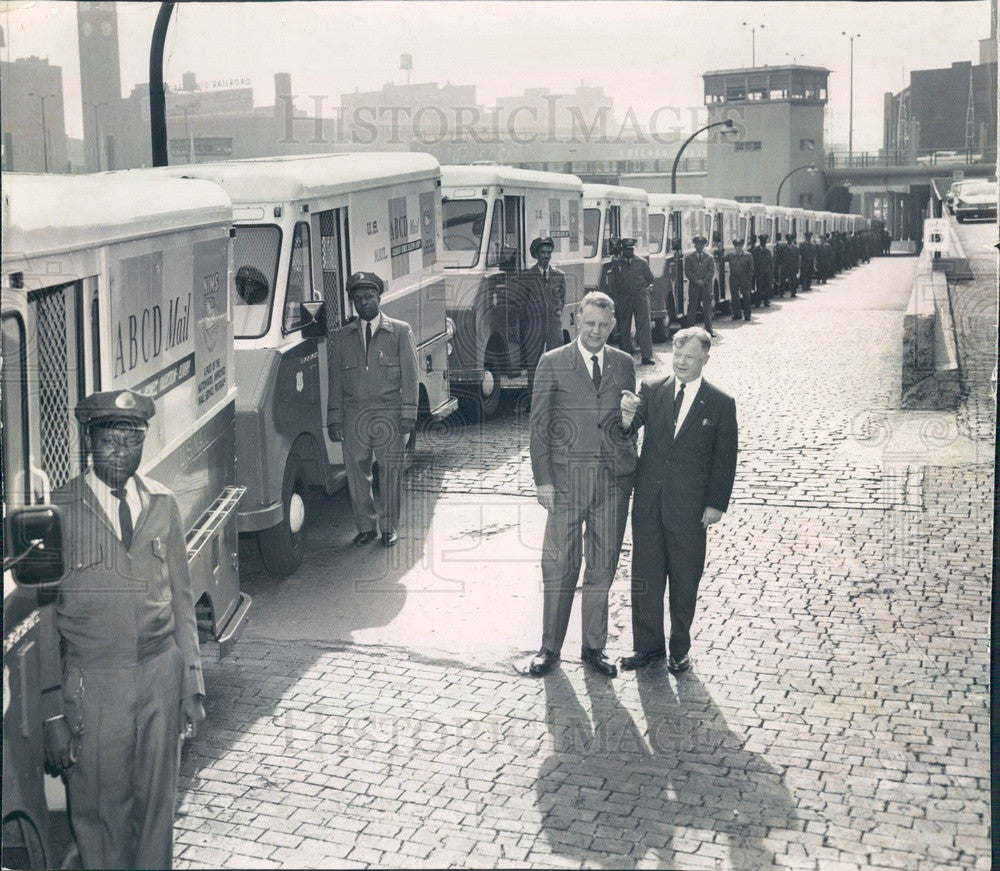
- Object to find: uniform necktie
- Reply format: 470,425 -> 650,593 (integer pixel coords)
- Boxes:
113,486 -> 133,549
543,269 -> 548,283
591,355 -> 601,391
365,321 -> 373,363
673,382 -> 685,430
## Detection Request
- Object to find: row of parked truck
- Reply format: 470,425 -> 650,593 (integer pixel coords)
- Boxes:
1,154 -> 867,867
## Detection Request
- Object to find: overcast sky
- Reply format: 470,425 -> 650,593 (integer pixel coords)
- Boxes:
1,0 -> 992,150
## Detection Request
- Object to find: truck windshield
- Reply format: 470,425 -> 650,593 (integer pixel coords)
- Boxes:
232,225 -> 282,338
583,208 -> 600,258
441,200 -> 487,268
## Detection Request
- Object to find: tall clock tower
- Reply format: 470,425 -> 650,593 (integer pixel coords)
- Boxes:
77,2 -> 122,171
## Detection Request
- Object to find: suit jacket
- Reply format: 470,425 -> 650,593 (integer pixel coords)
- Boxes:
523,264 -> 566,316
684,250 -> 715,287
630,375 -> 738,529
327,313 -> 419,425
40,472 -> 205,720
530,343 -> 638,493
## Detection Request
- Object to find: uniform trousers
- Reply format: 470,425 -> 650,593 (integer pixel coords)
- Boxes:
541,465 -> 632,654
616,289 -> 653,360
65,640 -> 183,870
630,499 -> 707,661
343,408 -> 407,535
729,276 -> 752,318
685,281 -> 715,334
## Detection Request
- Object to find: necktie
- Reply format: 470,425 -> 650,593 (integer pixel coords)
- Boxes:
113,486 -> 133,549
673,382 -> 685,432
543,269 -> 548,283
365,321 -> 373,363
591,355 -> 601,391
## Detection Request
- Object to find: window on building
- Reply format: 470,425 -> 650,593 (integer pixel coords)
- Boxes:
735,196 -> 762,203
800,138 -> 816,151
734,141 -> 763,152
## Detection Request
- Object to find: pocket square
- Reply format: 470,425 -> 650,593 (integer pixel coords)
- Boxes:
701,418 -> 713,426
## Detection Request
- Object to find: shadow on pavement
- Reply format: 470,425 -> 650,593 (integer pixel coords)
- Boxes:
535,667 -> 799,868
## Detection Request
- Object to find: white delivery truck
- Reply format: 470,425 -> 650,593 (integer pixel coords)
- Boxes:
439,165 -> 585,418
648,193 -> 707,339
581,183 -> 650,292
2,172 -> 250,868
160,153 -> 456,575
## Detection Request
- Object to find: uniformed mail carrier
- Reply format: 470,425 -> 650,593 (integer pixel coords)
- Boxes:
439,165 -> 585,418
162,154 -> 456,575
1,172 -> 251,868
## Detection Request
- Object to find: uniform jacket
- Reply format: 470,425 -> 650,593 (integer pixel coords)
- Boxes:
751,245 -> 774,279
785,243 -> 800,274
40,472 -> 205,720
629,375 -> 738,529
523,263 -> 567,316
684,250 -> 716,287
327,314 -> 419,425
798,240 -> 815,269
617,256 -> 655,295
726,251 -> 755,284
529,343 -> 638,491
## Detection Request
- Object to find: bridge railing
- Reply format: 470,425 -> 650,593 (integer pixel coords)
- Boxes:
826,149 -> 994,169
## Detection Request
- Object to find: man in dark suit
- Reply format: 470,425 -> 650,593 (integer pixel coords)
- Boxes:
619,327 -> 738,674
751,234 -> 774,307
725,238 -> 754,321
41,389 -> 205,870
327,272 -> 419,548
683,235 -> 716,336
528,291 -> 639,678
522,236 -> 567,391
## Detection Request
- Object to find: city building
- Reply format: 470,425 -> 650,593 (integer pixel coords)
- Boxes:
1,55 -> 68,173
77,1 -> 122,172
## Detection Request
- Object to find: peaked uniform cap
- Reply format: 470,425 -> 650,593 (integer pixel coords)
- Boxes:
346,272 -> 385,295
75,390 -> 155,426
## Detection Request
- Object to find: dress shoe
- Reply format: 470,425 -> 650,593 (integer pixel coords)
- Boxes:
381,531 -> 398,548
619,649 -> 666,671
529,649 -> 560,676
667,654 -> 691,674
581,648 -> 617,677
353,530 -> 378,546
640,357 -> 655,366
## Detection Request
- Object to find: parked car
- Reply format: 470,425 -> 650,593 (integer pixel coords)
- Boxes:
951,179 -> 998,223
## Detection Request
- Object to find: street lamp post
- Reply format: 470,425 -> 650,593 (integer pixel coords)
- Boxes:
29,92 -> 54,173
776,163 -> 817,206
741,21 -> 763,67
842,32 -> 861,164
671,118 -> 734,194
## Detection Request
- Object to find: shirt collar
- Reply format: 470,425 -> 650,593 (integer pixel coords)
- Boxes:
361,312 -> 382,335
577,337 -> 606,369
675,374 -> 702,398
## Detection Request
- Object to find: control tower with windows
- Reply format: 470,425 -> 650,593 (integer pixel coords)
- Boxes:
703,65 -> 829,209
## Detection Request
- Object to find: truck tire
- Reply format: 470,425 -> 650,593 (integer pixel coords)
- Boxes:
258,455 -> 306,577
457,359 -> 502,422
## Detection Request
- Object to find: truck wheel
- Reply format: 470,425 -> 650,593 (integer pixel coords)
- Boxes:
457,360 -> 502,422
258,456 -> 306,577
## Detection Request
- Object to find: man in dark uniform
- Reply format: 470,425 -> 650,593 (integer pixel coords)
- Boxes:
328,272 -> 419,548
522,236 -> 567,390
598,237 -> 622,342
832,231 -> 845,273
816,234 -> 833,283
726,238 -> 754,321
41,389 -> 205,871
684,235 -> 716,336
615,238 -> 656,364
784,233 -> 800,297
798,232 -> 816,291
752,233 -> 774,306
772,234 -> 788,298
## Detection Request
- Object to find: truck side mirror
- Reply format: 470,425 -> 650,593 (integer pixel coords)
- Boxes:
498,245 -> 518,271
300,300 -> 327,339
6,505 -> 65,587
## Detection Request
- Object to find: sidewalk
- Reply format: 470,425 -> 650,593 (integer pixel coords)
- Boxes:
178,250 -> 994,870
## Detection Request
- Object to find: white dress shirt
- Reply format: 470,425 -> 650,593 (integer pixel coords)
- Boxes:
577,337 -> 606,375
673,374 -> 703,436
86,468 -> 143,542
360,312 -> 383,354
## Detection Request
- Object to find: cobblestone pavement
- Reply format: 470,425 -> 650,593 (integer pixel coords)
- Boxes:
176,240 -> 995,870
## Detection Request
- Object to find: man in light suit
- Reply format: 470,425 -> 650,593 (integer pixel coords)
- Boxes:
683,235 -> 717,337
327,272 -> 419,548
521,236 -> 567,392
41,389 -> 205,870
528,291 -> 638,678
619,327 -> 738,674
